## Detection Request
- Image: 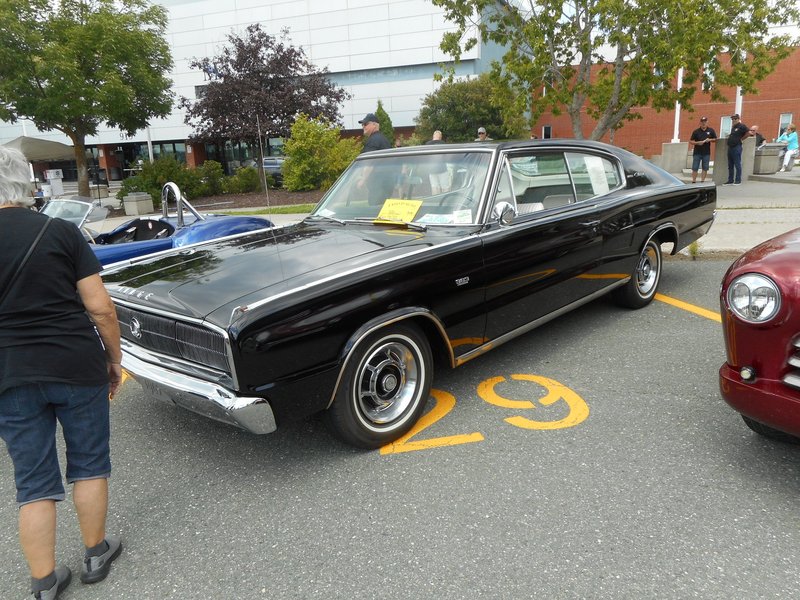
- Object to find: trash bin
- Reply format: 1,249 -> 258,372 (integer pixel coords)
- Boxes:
753,142 -> 786,174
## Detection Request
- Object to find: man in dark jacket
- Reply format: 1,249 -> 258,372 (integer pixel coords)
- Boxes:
725,113 -> 750,185
359,113 -> 391,153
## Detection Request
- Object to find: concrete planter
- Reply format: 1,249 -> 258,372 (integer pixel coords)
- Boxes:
123,192 -> 154,216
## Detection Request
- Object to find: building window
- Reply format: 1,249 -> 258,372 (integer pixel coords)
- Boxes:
701,62 -> 716,92
779,113 -> 794,137
652,67 -> 665,90
195,85 -> 207,99
720,116 -> 732,138
543,125 -> 552,139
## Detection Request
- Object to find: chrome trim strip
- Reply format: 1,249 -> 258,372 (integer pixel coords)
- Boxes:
455,278 -> 629,367
783,373 -> 800,392
231,234 -> 480,322
788,356 -> 800,369
122,342 -> 276,434
232,199 -> 612,323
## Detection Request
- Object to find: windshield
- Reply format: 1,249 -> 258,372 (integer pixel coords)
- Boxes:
312,151 -> 492,225
41,199 -> 108,227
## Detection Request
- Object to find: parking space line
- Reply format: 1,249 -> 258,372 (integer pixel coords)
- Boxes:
655,293 -> 721,323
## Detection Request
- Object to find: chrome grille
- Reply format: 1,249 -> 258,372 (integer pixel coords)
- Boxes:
783,338 -> 800,392
116,305 -> 230,373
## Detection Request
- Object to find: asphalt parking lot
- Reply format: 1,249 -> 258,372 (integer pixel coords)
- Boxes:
1,257 -> 799,599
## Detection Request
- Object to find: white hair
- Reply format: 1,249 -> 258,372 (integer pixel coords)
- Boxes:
0,147 -> 34,208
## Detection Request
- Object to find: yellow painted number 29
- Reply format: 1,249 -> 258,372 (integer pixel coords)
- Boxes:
478,374 -> 589,430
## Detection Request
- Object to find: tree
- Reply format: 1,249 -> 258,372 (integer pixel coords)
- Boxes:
375,100 -> 395,146
433,0 -> 800,140
283,115 -> 360,191
0,0 -> 173,197
180,24 -> 349,191
414,73 -> 519,141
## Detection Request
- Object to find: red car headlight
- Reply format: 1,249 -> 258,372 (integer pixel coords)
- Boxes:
727,273 -> 781,323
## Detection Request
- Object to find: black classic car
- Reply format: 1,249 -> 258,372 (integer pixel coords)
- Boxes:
103,140 -> 716,448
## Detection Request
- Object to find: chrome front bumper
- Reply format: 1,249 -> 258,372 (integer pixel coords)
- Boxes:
122,346 -> 277,435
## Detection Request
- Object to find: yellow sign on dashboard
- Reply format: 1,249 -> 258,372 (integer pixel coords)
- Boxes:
375,199 -> 423,223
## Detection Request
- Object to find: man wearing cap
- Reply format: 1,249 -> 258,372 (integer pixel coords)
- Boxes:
358,113 -> 391,153
689,116 -> 717,183
725,113 -> 750,185
474,127 -> 492,142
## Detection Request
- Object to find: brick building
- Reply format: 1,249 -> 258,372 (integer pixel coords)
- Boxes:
531,48 -> 800,158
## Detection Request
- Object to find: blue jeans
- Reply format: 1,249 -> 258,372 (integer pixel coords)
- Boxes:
0,383 -> 110,506
727,144 -> 742,183
692,152 -> 710,173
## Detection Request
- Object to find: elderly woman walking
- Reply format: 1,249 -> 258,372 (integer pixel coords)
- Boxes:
0,147 -> 123,599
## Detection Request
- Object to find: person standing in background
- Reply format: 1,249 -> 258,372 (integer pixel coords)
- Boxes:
688,116 -> 717,183
0,146 -> 123,600
749,125 -> 765,147
358,113 -> 391,153
425,130 -> 449,194
725,114 -> 749,185
474,127 -> 492,141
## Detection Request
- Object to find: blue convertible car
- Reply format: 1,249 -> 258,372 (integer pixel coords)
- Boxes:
41,183 -> 274,266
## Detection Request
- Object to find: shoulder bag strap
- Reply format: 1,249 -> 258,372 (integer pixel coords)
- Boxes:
0,217 -> 52,309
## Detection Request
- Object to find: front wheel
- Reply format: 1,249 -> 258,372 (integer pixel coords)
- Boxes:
613,239 -> 662,309
325,323 -> 433,449
742,416 -> 800,444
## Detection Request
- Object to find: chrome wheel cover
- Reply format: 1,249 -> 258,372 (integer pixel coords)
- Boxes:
355,337 -> 421,426
636,243 -> 660,297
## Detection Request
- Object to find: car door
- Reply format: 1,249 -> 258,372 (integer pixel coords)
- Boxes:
481,149 -> 605,341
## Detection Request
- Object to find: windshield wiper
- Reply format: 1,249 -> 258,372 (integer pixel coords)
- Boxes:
352,217 -> 427,232
307,214 -> 346,225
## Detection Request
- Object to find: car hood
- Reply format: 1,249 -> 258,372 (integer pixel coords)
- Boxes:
103,221 -> 455,326
727,227 -> 800,283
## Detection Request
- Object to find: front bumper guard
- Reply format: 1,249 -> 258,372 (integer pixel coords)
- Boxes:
122,349 -> 277,435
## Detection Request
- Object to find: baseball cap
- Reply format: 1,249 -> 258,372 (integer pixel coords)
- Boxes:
358,113 -> 378,125
731,113 -> 740,120
700,116 -> 708,122
477,127 -> 486,134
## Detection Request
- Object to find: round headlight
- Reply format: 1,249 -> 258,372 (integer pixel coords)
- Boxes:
727,273 -> 781,323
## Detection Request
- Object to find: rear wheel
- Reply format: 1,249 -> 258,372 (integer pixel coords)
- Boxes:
742,416 -> 800,444
613,238 -> 662,308
325,323 -> 433,449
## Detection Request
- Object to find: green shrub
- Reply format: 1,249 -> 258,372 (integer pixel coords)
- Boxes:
222,166 -> 261,194
197,160 -> 225,196
115,156 -> 204,206
283,114 -> 360,191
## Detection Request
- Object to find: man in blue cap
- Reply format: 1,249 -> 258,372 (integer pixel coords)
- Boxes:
358,113 -> 391,153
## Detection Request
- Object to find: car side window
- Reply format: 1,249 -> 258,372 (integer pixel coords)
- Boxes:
491,160 -> 516,215
508,153 -> 575,212
565,152 -> 622,201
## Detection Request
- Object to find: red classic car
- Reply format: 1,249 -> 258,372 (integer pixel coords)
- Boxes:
720,228 -> 800,443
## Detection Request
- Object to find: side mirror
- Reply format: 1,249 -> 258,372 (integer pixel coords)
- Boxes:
492,201 -> 517,225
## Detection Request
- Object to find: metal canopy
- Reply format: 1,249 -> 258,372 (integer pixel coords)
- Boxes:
2,136 -> 75,161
